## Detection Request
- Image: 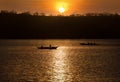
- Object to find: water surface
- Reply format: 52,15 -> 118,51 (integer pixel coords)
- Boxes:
0,39 -> 120,82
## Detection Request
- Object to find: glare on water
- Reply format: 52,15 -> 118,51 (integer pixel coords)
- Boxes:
52,49 -> 70,82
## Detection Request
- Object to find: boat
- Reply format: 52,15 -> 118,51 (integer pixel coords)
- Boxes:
38,45 -> 58,49
80,42 -> 99,46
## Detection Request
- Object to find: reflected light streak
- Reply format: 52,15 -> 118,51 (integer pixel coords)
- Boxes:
52,49 -> 70,82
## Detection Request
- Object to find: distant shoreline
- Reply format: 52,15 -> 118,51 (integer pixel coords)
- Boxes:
0,13 -> 120,39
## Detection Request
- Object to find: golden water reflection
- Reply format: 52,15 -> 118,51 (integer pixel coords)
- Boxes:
52,48 -> 71,82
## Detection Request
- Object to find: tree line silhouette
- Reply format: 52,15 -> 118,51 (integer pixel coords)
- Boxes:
0,10 -> 120,39
0,10 -> 120,17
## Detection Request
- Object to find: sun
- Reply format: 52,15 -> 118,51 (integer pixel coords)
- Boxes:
58,7 -> 65,13
56,2 -> 68,14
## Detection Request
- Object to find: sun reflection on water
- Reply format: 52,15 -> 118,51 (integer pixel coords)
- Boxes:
52,49 -> 70,82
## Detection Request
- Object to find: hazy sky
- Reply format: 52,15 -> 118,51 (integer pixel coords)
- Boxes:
0,0 -> 120,15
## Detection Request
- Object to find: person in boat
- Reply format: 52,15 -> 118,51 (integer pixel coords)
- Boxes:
41,45 -> 43,48
49,44 -> 51,48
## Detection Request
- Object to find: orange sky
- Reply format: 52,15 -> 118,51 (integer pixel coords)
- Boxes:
0,0 -> 120,15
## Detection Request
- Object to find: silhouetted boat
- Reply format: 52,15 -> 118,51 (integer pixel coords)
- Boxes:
38,45 -> 58,49
80,42 -> 99,46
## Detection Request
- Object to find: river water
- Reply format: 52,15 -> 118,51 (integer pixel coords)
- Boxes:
0,39 -> 120,82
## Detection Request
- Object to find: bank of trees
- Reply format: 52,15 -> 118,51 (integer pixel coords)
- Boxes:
0,10 -> 120,39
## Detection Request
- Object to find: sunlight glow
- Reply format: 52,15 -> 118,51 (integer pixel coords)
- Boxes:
56,2 -> 68,14
59,7 -> 65,13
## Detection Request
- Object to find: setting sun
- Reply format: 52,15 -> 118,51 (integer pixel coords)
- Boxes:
56,2 -> 68,14
58,7 -> 65,13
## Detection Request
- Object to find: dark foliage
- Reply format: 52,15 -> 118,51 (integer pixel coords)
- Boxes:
0,10 -> 120,39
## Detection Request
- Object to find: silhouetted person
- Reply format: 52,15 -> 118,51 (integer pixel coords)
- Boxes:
50,44 -> 51,48
41,45 -> 43,48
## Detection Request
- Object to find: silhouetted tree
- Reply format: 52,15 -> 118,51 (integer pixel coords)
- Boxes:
70,14 -> 76,17
40,13 -> 45,16
86,13 -> 96,16
0,10 -> 9,15
114,13 -> 119,17
33,12 -> 39,16
20,11 -> 31,16
9,10 -> 17,15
